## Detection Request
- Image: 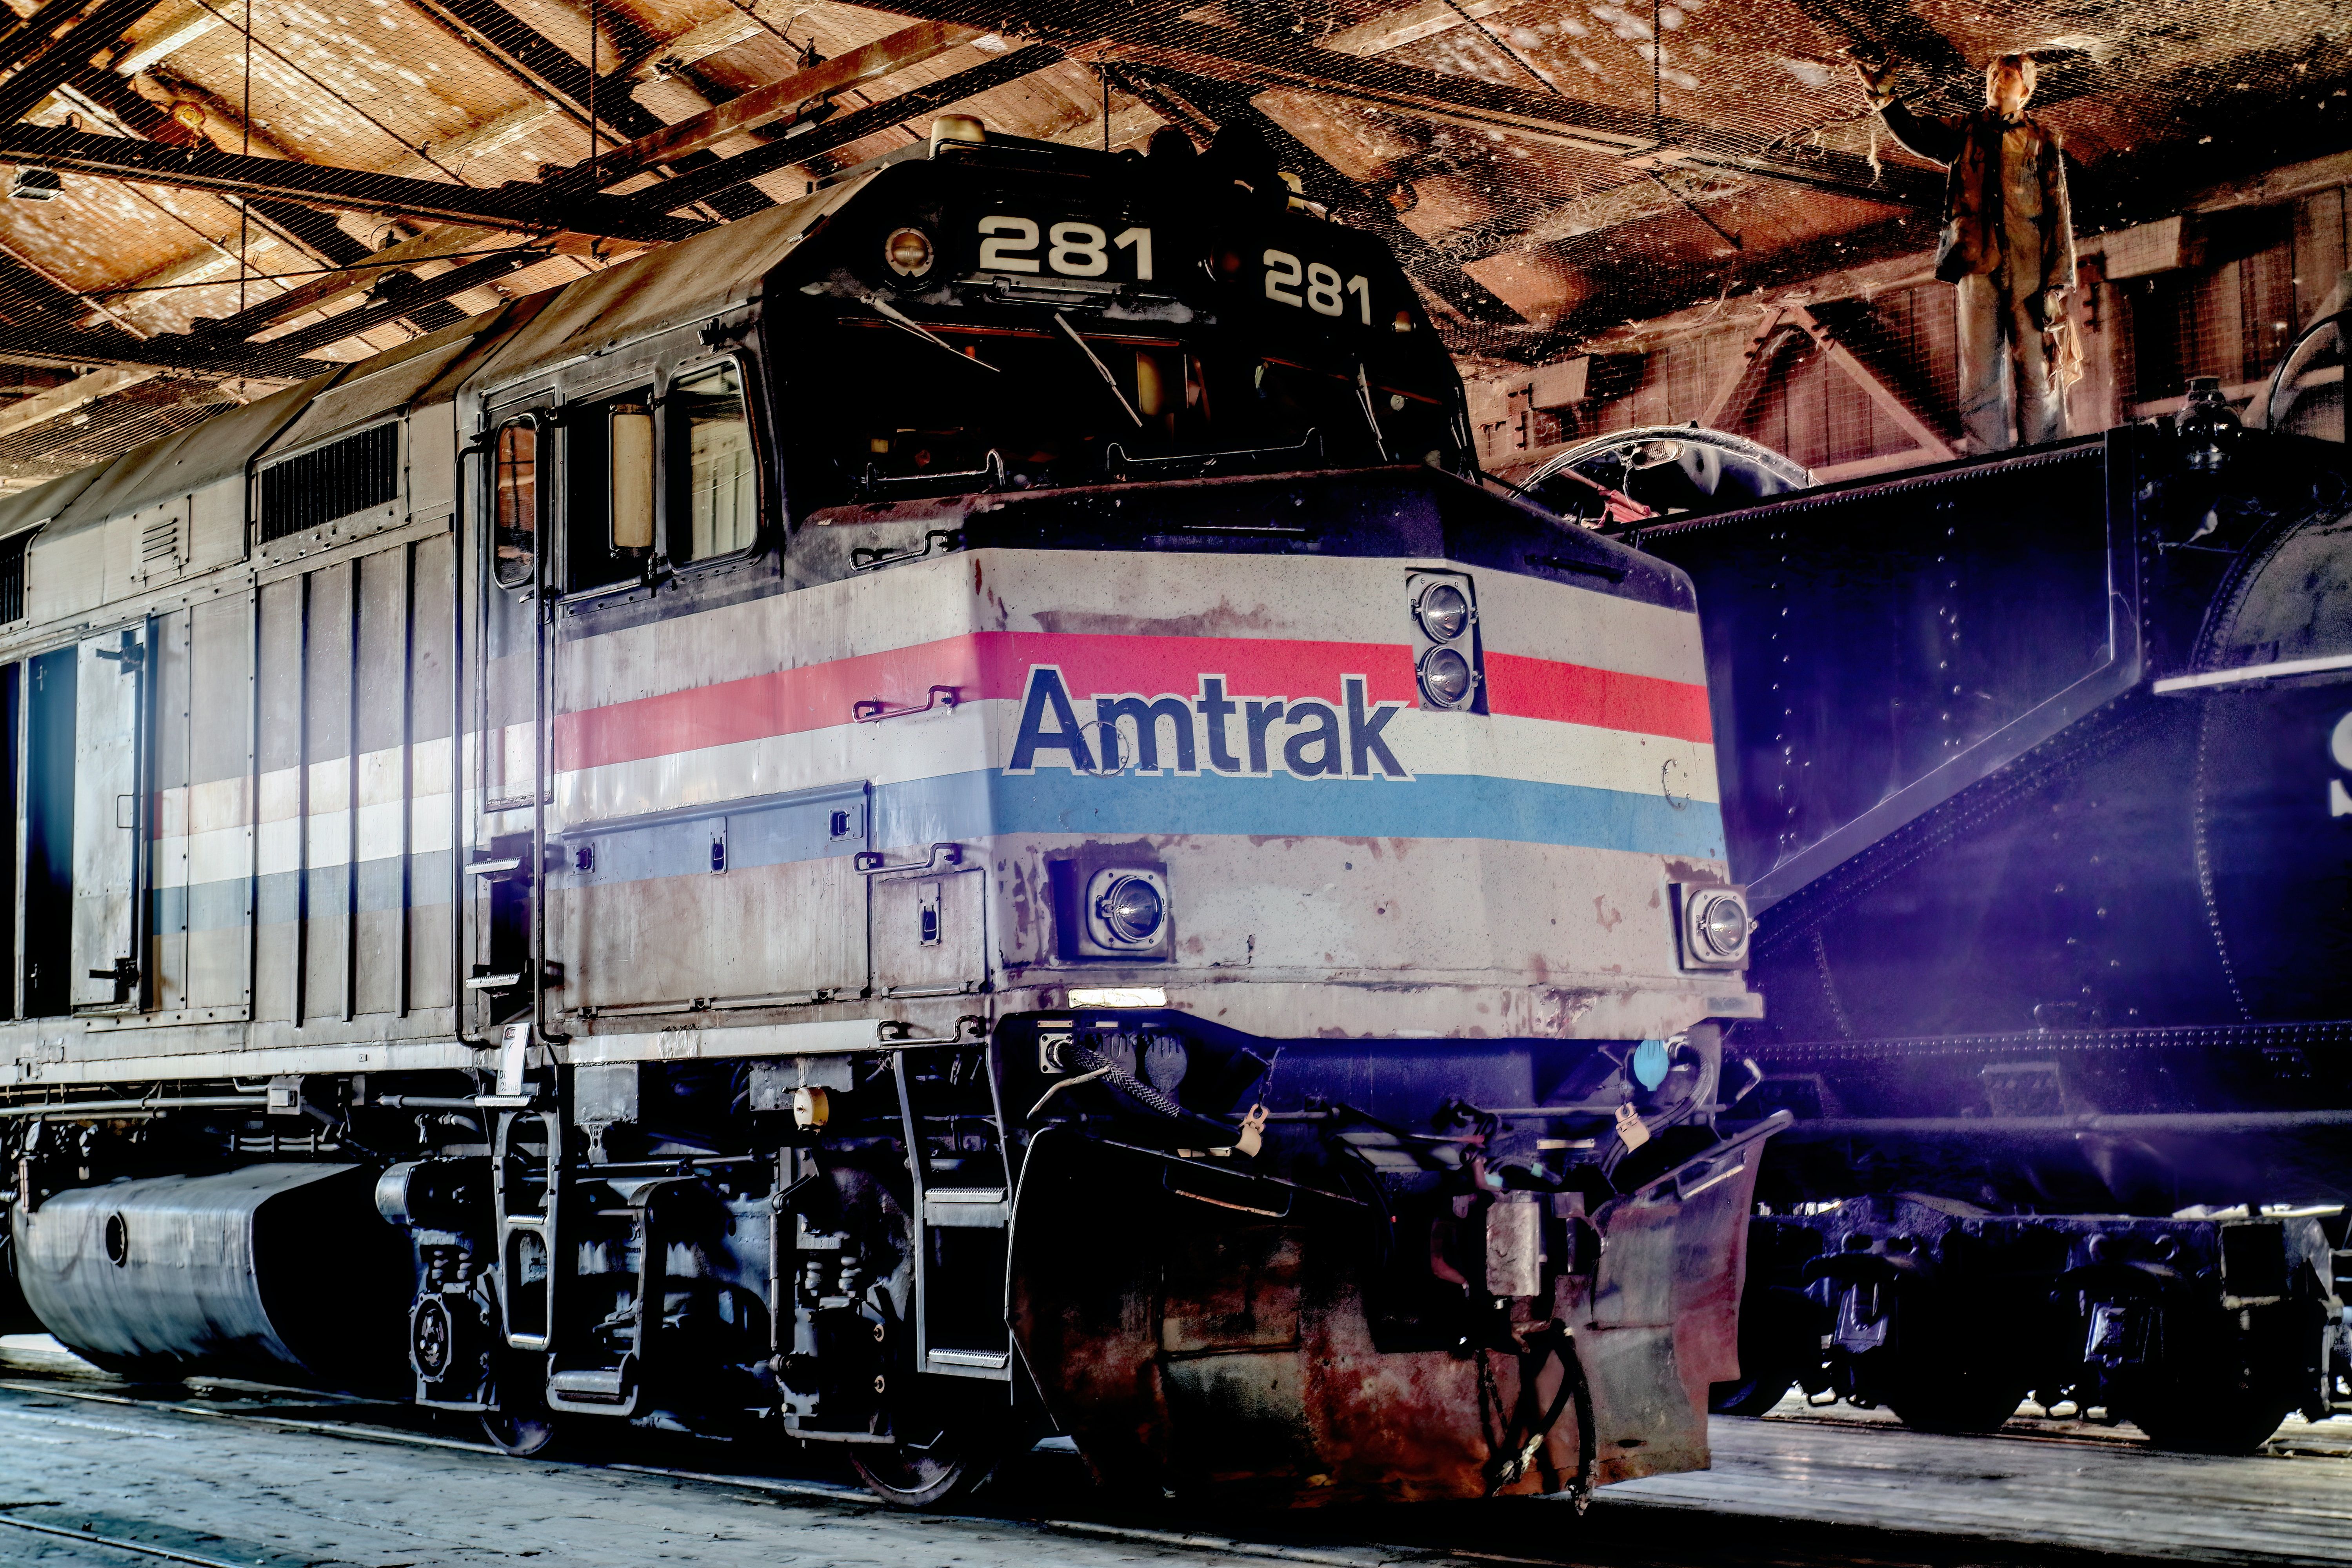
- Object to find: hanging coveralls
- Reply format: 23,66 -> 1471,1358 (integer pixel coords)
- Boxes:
1874,98 -> 2076,451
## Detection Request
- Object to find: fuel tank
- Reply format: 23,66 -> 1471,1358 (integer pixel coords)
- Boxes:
12,1163 -> 414,1389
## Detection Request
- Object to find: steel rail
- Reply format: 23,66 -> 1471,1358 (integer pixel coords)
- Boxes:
0,1378 -> 1405,1566
0,1512 -> 254,1568
1771,1109 -> 2352,1137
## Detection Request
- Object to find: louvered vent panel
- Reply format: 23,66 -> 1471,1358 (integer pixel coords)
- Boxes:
140,513 -> 181,574
259,422 -> 399,542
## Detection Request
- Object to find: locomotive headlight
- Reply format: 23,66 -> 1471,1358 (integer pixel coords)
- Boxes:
1700,895 -> 1749,956
1415,581 -> 1472,642
1098,874 -> 1165,944
883,225 -> 935,279
1420,645 -> 1476,708
1083,867 -> 1171,952
1678,884 -> 1752,968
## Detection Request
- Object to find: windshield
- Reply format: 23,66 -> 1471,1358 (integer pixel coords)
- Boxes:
783,309 -> 1461,509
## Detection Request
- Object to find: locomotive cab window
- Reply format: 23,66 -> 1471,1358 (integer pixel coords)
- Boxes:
670,362 -> 758,566
785,312 -> 1458,512
491,419 -> 539,590
564,387 -> 658,594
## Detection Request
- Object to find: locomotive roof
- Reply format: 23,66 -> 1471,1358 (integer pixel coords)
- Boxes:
0,169 -> 883,549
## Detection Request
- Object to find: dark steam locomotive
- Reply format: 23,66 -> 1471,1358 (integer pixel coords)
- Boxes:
1529,322 -> 2352,1452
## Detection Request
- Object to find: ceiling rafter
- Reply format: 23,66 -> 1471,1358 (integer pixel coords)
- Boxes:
823,0 -> 1935,208
562,19 -> 982,192
400,0 -> 779,220
0,0 -> 169,121
59,67 -> 385,271
0,122 -> 704,238
252,247 -> 545,356
616,41 -> 1065,218
1069,20 -> 1934,207
404,0 -> 665,141
204,225 -> 617,340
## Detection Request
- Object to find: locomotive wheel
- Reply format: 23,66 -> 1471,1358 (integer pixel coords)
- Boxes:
479,1355 -> 564,1459
2129,1391 -> 2293,1455
1885,1363 -> 2028,1434
1709,1370 -> 1797,1417
849,1388 -> 1014,1509
480,1401 -> 562,1458
1710,1286 -> 1812,1416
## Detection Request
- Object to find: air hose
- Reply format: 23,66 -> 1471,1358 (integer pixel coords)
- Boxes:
1042,1039 -> 1252,1150
1481,1323 -> 1598,1509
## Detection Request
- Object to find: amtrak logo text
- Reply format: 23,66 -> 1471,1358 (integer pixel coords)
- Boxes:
1005,666 -> 1410,780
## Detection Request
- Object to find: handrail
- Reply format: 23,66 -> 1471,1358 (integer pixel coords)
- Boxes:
853,841 -> 962,876
853,684 -> 959,723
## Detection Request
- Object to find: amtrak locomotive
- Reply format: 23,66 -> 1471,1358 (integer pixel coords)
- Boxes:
0,120 -> 1769,1506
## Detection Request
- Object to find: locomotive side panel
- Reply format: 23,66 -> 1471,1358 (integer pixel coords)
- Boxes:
5,385 -> 471,1081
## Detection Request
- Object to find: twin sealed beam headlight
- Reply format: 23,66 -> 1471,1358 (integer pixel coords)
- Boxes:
1414,581 -> 1472,641
1409,573 -> 1481,710
1675,883 -> 1752,969
1418,645 -> 1475,707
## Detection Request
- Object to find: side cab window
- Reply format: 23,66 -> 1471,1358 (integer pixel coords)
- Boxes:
564,387 -> 656,594
492,418 -> 540,590
522,355 -> 763,600
668,360 -> 759,569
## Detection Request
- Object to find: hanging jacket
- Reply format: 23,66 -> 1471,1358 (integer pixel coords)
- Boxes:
1878,101 -> 2075,296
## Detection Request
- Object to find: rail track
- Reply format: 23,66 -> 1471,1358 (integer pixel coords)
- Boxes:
0,1343 -> 2347,1568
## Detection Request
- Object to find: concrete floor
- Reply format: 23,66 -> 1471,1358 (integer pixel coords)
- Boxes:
0,1339 -> 2346,1568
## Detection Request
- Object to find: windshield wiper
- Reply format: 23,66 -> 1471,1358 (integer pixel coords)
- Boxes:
862,293 -> 998,372
1051,311 -> 1143,429
1104,429 -> 1323,480
1354,362 -> 1392,462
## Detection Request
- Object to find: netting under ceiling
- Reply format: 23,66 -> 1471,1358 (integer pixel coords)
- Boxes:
0,0 -> 2345,481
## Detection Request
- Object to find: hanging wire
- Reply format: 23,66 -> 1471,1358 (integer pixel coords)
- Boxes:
238,0 -> 252,315
1652,0 -> 1662,136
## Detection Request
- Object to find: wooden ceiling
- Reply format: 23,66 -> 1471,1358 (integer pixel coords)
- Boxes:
0,0 -> 2343,488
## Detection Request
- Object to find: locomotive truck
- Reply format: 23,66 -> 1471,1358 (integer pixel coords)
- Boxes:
0,118 -> 1772,1507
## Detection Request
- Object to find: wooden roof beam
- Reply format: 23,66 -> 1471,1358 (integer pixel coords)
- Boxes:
1316,0 -> 1517,59
565,19 -> 983,192
253,248 -> 548,358
60,67 -> 383,270
403,0 -> 665,141
0,122 -> 702,240
1071,20 -> 1933,207
0,0 -> 171,122
615,42 -> 1064,219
